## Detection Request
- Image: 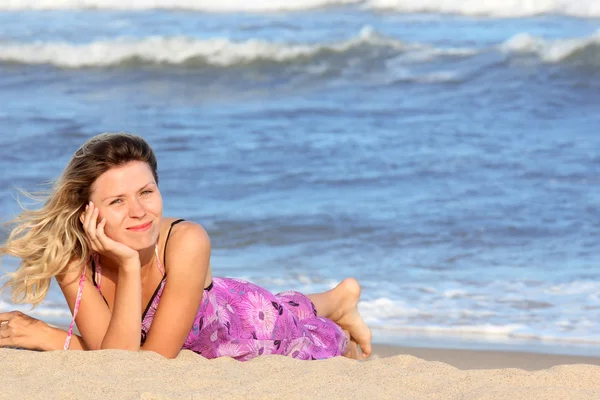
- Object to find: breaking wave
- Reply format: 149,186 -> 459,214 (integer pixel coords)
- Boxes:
0,28 -> 410,68
1,0 -> 599,17
502,30 -> 600,66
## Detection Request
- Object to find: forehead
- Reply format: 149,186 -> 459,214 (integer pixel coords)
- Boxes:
91,161 -> 155,196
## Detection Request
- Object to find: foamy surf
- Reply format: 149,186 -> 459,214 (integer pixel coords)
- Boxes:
366,0 -> 600,18
501,30 -> 600,64
0,28 -> 407,68
2,0 -> 600,17
2,30 -> 598,71
0,0 -> 361,12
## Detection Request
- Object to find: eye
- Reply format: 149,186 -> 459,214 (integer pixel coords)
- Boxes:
141,190 -> 153,195
109,198 -> 123,205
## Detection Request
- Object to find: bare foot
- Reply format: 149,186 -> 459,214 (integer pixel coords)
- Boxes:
342,330 -> 360,359
331,278 -> 372,359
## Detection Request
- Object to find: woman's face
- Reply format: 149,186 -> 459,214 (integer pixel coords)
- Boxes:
88,161 -> 163,251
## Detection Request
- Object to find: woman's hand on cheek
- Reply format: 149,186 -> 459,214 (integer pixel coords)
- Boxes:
80,201 -> 140,268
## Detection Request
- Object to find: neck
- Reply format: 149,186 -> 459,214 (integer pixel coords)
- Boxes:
138,245 -> 156,269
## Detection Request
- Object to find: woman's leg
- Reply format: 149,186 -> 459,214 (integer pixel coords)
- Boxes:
306,278 -> 372,359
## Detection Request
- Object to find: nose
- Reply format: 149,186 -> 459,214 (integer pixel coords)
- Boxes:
128,197 -> 147,219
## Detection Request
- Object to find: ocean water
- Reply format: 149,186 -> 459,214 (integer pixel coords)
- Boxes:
1,0 -> 599,356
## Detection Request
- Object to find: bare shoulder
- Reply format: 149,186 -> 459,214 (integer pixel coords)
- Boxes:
161,218 -> 211,273
161,218 -> 210,246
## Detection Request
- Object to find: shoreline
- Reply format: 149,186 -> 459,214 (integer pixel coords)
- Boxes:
54,323 -> 600,369
371,343 -> 600,370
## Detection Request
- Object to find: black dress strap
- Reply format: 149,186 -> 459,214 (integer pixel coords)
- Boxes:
140,219 -> 185,325
91,258 -> 98,287
90,258 -> 109,306
162,219 -> 186,273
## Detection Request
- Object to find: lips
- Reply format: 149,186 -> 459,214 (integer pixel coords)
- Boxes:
127,221 -> 152,232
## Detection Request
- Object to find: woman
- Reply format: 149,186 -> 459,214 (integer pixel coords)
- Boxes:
0,132 -> 372,360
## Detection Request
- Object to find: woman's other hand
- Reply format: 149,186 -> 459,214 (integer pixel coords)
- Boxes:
80,201 -> 139,267
0,311 -> 51,351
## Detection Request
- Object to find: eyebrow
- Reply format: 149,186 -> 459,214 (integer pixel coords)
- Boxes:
102,182 -> 157,202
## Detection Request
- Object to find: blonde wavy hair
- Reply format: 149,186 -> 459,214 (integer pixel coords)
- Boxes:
0,132 -> 158,306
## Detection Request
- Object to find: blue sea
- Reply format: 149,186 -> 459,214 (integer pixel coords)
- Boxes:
1,0 -> 599,356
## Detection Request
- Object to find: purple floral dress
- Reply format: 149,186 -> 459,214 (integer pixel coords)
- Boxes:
141,276 -> 349,361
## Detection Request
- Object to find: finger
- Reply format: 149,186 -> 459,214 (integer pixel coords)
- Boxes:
82,201 -> 92,229
0,311 -> 20,322
1,321 -> 11,339
0,325 -> 14,346
79,202 -> 89,225
85,202 -> 96,234
95,218 -> 109,249
81,202 -> 95,244
86,205 -> 100,241
85,205 -> 102,253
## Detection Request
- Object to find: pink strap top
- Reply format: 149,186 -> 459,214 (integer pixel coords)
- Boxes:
63,244 -> 163,350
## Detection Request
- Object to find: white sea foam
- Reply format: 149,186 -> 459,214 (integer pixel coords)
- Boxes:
391,323 -> 527,336
7,29 -> 598,72
0,27 -> 405,68
359,297 -> 501,324
366,0 -> 600,18
0,0 -> 361,12
2,0 -> 599,17
501,30 -> 600,63
250,275 -> 341,292
358,297 -> 422,322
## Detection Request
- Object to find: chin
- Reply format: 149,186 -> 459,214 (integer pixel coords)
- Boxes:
132,234 -> 159,251
129,240 -> 156,251
118,230 -> 159,251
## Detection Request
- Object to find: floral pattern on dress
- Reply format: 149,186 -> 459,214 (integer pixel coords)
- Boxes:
142,277 -> 348,361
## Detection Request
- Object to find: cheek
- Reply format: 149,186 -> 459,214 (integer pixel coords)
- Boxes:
97,211 -> 121,236
149,196 -> 163,215
102,222 -> 117,238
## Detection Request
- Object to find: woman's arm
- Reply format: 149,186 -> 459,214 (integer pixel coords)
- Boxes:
42,325 -> 88,350
60,201 -> 144,351
6,220 -> 208,354
140,221 -> 211,359
0,310 -> 88,350
56,259 -> 113,350
57,258 -> 143,351
99,260 -> 142,351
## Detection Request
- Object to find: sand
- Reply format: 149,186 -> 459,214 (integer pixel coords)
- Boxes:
2,344 -> 600,399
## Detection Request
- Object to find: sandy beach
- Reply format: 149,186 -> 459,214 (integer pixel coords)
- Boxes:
2,343 -> 599,399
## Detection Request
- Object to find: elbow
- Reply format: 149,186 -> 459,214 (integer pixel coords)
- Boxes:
139,345 -> 180,359
82,340 -> 102,351
100,341 -> 141,352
